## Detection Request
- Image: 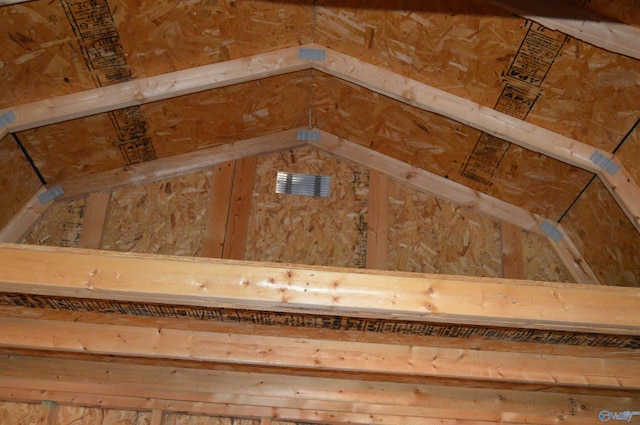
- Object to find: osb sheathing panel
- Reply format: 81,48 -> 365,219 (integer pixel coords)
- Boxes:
58,405 -> 151,425
165,415 -> 256,425
315,1 -> 640,151
562,178 -> 640,287
142,71 -> 312,158
521,229 -> 573,283
386,178 -> 502,277
23,198 -> 86,247
528,38 -> 640,151
245,147 -> 369,268
16,114 -> 124,184
0,134 -> 41,230
0,0 -> 313,108
0,401 -> 40,425
17,71 -> 312,183
315,0 -> 522,107
102,171 -> 213,256
312,72 -> 589,219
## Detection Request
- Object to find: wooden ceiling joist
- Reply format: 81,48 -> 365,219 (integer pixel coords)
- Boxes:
1,355 -> 637,425
3,44 -> 638,233
311,131 -> 599,285
489,0 -> 640,61
0,244 -> 637,334
1,316 -> 638,389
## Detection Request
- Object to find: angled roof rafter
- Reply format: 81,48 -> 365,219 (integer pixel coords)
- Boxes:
489,0 -> 640,61
3,44 -> 638,233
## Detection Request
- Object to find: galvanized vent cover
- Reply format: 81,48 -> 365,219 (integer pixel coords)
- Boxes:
276,171 -> 330,198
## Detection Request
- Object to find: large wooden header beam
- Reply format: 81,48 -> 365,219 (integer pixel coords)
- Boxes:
0,244 -> 638,334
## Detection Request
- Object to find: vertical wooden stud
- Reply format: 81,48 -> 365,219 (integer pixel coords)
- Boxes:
150,409 -> 164,425
201,161 -> 235,258
38,401 -> 58,425
366,169 -> 389,270
78,190 -> 111,249
223,156 -> 257,260
501,220 -> 525,279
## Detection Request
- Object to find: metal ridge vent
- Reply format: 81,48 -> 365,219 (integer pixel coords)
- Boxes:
276,171 -> 330,198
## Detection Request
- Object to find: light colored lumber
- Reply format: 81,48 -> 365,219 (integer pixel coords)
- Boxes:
1,46 -> 309,133
0,0 -> 35,5
366,170 -> 389,270
260,418 -> 271,425
501,221 -> 525,280
311,132 -> 598,284
1,355 -> 635,425
599,164 -> 640,233
150,409 -> 164,425
489,0 -> 640,61
223,156 -> 257,260
57,129 -> 305,201
201,161 -> 236,258
549,223 -> 601,285
1,316 -> 638,388
0,186 -> 51,243
78,190 -> 111,249
0,127 -> 7,140
0,244 -> 637,334
38,401 -> 58,425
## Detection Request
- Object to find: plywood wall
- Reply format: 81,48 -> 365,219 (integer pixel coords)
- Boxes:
386,178 -> 502,277
562,178 -> 640,287
102,170 -> 213,256
245,147 -> 369,268
0,134 -> 42,230
0,402 -> 151,425
521,229 -> 574,283
23,198 -> 85,247
19,146 -> 576,281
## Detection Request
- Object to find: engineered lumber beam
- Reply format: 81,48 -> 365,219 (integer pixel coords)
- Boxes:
0,244 -> 637,334
311,45 -> 640,232
312,132 -> 599,285
0,187 -> 50,243
488,0 -> 640,60
1,316 -> 638,388
501,221 -> 525,280
1,355 -> 636,425
0,46 -> 309,133
599,164 -> 640,234
77,190 -> 111,250
365,169 -> 389,270
56,129 -> 305,201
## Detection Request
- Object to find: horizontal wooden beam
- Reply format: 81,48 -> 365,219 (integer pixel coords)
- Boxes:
0,187 -> 51,243
0,46 -> 309,133
311,132 -> 600,285
1,317 -> 637,388
1,354 -> 636,425
56,129 -> 306,200
489,0 -> 640,60
0,244 -> 637,333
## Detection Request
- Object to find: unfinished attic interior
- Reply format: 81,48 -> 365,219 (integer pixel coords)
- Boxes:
1,0 -> 640,423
